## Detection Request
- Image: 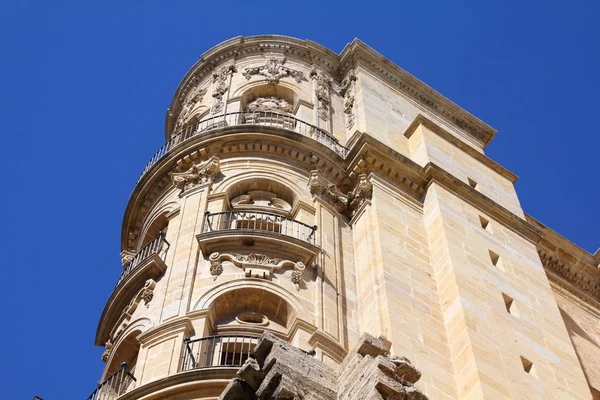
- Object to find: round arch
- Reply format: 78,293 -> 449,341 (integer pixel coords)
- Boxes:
103,317 -> 152,379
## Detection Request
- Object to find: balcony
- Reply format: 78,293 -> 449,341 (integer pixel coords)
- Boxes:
181,334 -> 260,371
139,111 -> 348,182
196,210 -> 319,263
87,362 -> 136,400
95,233 -> 170,345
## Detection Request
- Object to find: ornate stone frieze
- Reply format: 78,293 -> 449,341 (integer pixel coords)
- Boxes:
174,85 -> 207,133
348,174 -> 373,217
246,96 -> 293,113
340,74 -> 357,130
101,340 -> 113,362
209,252 -> 305,289
120,250 -> 136,267
211,64 -> 237,114
308,170 -> 348,213
242,54 -> 305,84
169,156 -> 220,193
539,249 -> 600,302
310,67 -> 332,120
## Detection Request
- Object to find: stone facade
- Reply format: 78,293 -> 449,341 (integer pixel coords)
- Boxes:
89,35 -> 600,400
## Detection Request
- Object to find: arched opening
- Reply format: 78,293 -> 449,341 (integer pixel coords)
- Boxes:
103,330 -> 140,393
139,213 -> 169,250
240,85 -> 298,129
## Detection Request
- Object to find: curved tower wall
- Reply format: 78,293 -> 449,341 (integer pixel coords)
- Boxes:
91,36 -> 599,400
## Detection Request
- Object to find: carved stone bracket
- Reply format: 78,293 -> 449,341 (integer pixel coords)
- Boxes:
211,64 -> 237,114
348,174 -> 373,217
340,74 -> 357,130
243,54 -> 306,84
169,156 -> 220,194
310,68 -> 332,121
101,340 -> 113,362
209,252 -> 305,289
120,250 -> 136,267
308,170 -> 348,213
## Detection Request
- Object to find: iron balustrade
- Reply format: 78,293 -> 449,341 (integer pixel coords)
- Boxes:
181,334 -> 260,371
203,210 -> 317,245
86,362 -> 136,400
116,232 -> 169,287
139,111 -> 348,182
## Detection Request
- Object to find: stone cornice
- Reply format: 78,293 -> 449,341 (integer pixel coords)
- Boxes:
166,35 -> 495,148
404,114 -> 518,183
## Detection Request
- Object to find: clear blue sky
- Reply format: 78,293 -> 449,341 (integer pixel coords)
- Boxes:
1,1 -> 598,398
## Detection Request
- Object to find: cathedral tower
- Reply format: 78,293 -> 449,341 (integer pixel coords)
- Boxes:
89,36 -> 600,400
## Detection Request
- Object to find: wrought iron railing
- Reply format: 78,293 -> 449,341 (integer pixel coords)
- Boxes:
86,362 -> 136,400
202,210 -> 317,245
181,334 -> 260,371
116,232 -> 169,287
139,111 -> 347,182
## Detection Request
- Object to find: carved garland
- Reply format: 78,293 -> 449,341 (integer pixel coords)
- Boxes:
242,54 -> 306,84
211,64 -> 237,114
169,156 -> 220,194
340,74 -> 357,130
209,252 -> 307,290
310,68 -> 332,121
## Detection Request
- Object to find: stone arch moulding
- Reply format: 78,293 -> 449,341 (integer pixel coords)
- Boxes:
211,170 -> 310,207
101,317 -> 153,376
136,200 -> 179,251
192,278 -> 312,324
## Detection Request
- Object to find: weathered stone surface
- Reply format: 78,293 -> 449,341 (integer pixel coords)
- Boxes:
220,333 -> 427,400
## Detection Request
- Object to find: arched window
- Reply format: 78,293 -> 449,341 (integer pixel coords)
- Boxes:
241,85 -> 298,129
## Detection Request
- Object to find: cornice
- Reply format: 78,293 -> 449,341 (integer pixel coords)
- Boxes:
404,114 -> 518,183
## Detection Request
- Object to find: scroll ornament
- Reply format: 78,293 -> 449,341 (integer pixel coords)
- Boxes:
242,55 -> 305,84
308,170 -> 348,213
211,64 -> 237,114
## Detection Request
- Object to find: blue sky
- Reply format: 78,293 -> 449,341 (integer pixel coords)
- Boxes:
1,0 -> 598,398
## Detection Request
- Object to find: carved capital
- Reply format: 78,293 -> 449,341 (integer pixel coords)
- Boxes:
308,170 -> 348,213
348,174 -> 373,216
169,156 -> 220,193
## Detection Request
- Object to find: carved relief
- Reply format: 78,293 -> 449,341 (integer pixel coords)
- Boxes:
174,85 -> 208,133
101,340 -> 113,362
310,68 -> 332,120
290,263 -> 305,291
539,249 -> 600,302
230,190 -> 292,212
340,74 -> 357,130
211,64 -> 237,114
169,156 -> 220,193
308,170 -> 348,213
243,54 -> 305,84
246,96 -> 293,113
209,252 -> 305,286
348,174 -> 373,216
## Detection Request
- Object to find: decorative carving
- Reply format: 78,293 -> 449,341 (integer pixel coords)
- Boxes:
340,74 -> 357,130
112,279 -> 157,340
209,252 -> 305,284
169,156 -> 220,193
242,54 -> 305,84
211,64 -> 237,114
539,249 -> 600,301
101,340 -> 113,362
308,170 -> 348,213
174,85 -> 207,133
246,96 -> 293,113
230,190 -> 292,212
310,68 -> 332,120
348,174 -> 373,216
291,261 -> 305,291
209,252 -> 224,280
120,250 -> 136,267
140,279 -> 155,305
